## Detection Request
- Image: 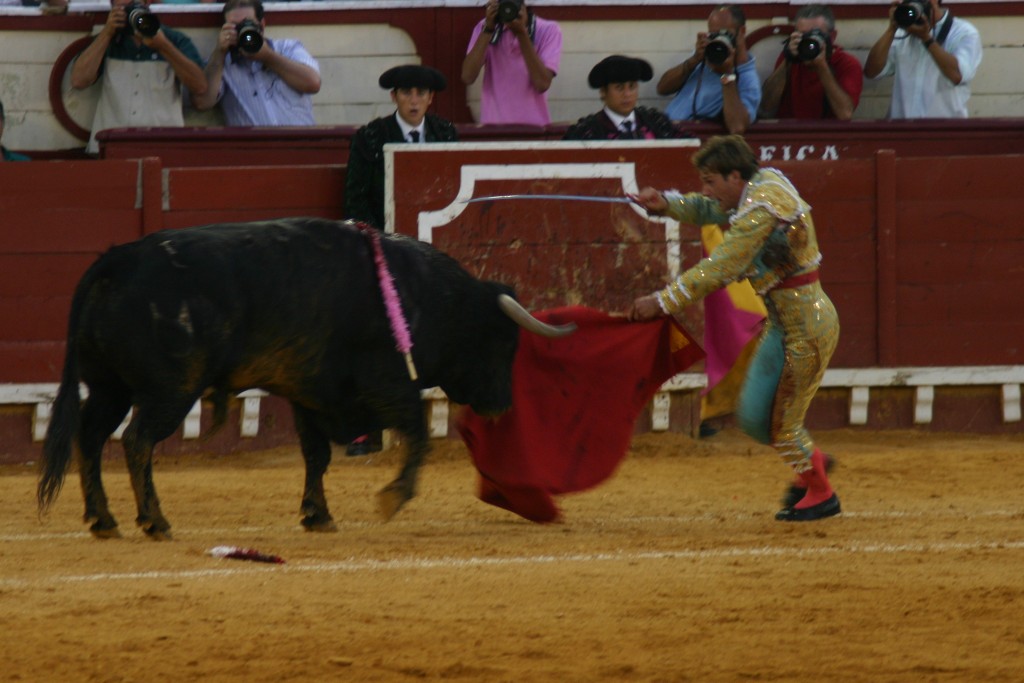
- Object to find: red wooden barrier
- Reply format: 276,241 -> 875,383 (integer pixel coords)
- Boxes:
0,159 -> 150,381
162,165 -> 346,229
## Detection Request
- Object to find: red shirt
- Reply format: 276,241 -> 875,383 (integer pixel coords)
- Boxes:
775,44 -> 863,119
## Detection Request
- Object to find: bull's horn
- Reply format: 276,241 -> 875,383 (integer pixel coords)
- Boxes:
498,294 -> 576,338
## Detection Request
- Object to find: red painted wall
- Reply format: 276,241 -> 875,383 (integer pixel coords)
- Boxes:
2,147 -> 1022,384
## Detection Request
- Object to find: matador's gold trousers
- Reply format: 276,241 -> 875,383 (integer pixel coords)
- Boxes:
737,282 -> 839,473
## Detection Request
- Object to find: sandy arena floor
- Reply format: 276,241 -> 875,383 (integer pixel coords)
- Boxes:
2,428 -> 1023,682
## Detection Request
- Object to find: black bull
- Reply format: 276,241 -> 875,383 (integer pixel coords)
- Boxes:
37,218 -> 574,539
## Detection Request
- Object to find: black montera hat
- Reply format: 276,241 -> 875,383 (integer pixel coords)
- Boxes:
587,55 -> 654,89
379,65 -> 447,92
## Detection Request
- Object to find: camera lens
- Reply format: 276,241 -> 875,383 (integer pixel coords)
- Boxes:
894,1 -> 926,29
797,37 -> 822,62
704,34 -> 733,66
496,0 -> 522,24
237,24 -> 263,54
796,29 -> 828,62
129,7 -> 160,38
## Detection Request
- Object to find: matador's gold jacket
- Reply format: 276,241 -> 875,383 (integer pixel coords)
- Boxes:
656,167 -> 822,315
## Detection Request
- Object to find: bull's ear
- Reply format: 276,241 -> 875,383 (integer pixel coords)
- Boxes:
497,294 -> 576,338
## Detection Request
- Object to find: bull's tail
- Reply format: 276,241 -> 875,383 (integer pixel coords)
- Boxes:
37,260 -> 98,513
37,338 -> 81,513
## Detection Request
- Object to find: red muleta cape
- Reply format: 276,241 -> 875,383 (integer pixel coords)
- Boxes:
457,306 -> 704,523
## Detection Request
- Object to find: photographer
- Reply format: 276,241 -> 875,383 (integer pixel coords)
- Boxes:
70,0 -> 206,155
759,4 -> 863,120
657,4 -> 760,135
460,0 -> 562,125
193,0 -> 321,126
864,0 -> 982,118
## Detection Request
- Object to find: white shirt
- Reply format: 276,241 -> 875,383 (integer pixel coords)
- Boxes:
395,113 -> 424,143
89,58 -> 185,154
874,11 -> 983,118
603,106 -> 636,134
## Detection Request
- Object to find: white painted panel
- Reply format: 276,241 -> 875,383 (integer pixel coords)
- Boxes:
849,386 -> 870,426
914,386 -> 935,425
1002,384 -> 1022,423
651,392 -> 671,432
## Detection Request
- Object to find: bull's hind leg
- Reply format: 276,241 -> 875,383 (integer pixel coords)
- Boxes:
122,397 -> 200,540
292,405 -> 336,532
78,385 -> 132,538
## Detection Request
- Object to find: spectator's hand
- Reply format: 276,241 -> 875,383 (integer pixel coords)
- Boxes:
628,295 -> 664,322
693,32 -> 709,63
244,41 -> 273,63
630,187 -> 669,216
484,0 -> 498,31
785,30 -> 802,60
809,48 -> 829,73
216,22 -> 239,53
103,5 -> 127,37
905,13 -> 934,41
886,0 -> 900,29
506,3 -> 529,37
141,28 -> 168,51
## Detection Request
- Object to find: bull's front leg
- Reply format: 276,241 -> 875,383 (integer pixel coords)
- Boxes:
300,458 -> 337,533
378,433 -> 429,521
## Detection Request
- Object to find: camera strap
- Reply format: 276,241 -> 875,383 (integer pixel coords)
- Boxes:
935,11 -> 953,46
489,11 -> 536,46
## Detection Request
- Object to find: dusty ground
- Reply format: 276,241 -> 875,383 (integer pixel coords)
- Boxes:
2,428 -> 1023,683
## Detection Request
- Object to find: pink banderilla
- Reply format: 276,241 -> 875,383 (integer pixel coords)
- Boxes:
366,228 -> 418,381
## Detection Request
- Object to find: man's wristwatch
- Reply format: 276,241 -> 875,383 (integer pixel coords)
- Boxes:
720,73 -> 738,85
483,25 -> 496,33
922,37 -> 935,48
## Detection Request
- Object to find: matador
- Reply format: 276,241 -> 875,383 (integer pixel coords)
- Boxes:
630,134 -> 841,522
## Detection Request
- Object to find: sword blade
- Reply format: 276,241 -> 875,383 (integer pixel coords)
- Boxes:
462,194 -> 636,205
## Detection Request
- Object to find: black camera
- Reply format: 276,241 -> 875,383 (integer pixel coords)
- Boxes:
124,2 -> 160,39
704,30 -> 736,66
796,28 -> 831,62
236,18 -> 264,54
496,0 -> 523,24
894,0 -> 930,28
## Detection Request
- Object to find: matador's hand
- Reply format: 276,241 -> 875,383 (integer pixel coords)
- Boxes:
628,295 -> 664,322
630,187 -> 668,216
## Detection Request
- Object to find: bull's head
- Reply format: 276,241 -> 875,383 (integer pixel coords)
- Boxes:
443,292 -> 576,417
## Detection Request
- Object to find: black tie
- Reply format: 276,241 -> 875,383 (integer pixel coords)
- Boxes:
621,120 -> 634,138
409,130 -> 420,143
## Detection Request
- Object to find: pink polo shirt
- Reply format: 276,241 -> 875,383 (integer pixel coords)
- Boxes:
466,16 -> 562,125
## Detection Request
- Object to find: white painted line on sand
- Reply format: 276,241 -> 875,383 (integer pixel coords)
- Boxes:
2,539 -> 1023,589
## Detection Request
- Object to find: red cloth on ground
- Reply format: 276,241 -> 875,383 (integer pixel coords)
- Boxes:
457,306 -> 705,523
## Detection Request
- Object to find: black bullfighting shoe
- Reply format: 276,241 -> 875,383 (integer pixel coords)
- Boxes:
775,493 -> 841,522
780,453 -> 836,508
